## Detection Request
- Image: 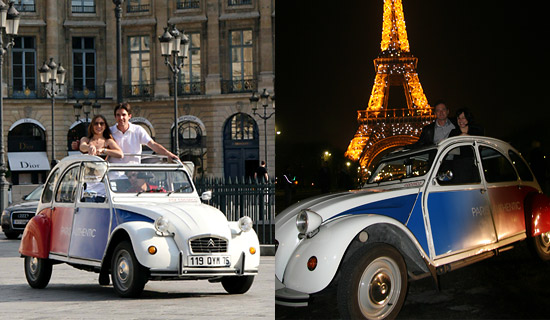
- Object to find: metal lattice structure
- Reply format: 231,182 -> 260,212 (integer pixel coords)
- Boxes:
345,0 -> 435,173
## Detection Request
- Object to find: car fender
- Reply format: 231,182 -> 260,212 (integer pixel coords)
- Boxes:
19,210 -> 51,258
524,192 -> 550,236
228,221 -> 261,271
282,214 -> 426,294
109,221 -> 180,271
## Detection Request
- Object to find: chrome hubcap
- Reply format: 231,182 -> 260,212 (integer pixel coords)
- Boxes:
358,257 -> 401,318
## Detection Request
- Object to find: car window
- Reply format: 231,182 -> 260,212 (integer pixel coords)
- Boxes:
368,149 -> 437,184
42,169 -> 60,203
80,162 -> 108,203
437,145 -> 481,185
55,166 -> 81,203
508,150 -> 534,182
479,146 -> 518,183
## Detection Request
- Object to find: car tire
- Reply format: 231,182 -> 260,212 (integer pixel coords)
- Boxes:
337,243 -> 408,320
111,241 -> 148,297
530,232 -> 550,261
221,275 -> 255,294
24,256 -> 52,289
4,231 -> 20,240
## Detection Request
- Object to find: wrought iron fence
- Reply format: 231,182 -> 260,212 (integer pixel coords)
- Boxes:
194,177 -> 275,244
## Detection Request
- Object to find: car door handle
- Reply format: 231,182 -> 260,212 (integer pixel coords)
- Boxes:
480,189 -> 487,194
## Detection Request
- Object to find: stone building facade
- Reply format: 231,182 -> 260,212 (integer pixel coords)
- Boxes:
3,0 -> 275,190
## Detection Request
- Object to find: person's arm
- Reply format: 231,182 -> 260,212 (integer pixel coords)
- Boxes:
102,139 -> 124,159
147,140 -> 179,161
79,137 -> 92,154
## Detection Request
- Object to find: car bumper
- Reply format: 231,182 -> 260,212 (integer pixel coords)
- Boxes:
275,277 -> 311,307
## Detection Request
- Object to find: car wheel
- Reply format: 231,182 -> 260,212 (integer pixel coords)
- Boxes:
4,231 -> 20,239
531,231 -> 550,261
111,241 -> 148,297
337,243 -> 408,320
221,275 -> 254,294
24,256 -> 52,289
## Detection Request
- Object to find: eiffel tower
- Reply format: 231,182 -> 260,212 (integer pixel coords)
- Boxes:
345,0 -> 435,173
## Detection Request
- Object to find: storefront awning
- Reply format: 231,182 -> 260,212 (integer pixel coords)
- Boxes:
8,152 -> 51,171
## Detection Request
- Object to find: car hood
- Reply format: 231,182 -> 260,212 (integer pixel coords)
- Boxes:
115,201 -> 231,238
276,185 -> 421,228
6,201 -> 39,212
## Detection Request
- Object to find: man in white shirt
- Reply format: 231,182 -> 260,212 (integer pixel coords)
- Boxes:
110,103 -> 179,164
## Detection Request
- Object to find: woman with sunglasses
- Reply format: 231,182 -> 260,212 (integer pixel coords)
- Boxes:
79,115 -> 123,160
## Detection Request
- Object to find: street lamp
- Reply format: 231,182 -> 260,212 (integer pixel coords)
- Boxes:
113,0 -> 124,103
0,1 -> 20,212
73,99 -> 100,123
159,24 -> 189,157
39,57 -> 66,167
249,88 -> 275,168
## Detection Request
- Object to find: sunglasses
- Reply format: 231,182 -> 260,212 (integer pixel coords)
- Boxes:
93,121 -> 106,126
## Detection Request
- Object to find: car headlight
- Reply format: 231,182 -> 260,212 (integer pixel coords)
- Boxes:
296,209 -> 323,236
238,216 -> 253,232
154,216 -> 171,236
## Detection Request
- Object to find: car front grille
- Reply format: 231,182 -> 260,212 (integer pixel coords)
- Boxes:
189,236 -> 228,253
11,211 -> 34,229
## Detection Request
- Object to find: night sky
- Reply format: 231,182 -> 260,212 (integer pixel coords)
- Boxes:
275,1 -> 548,179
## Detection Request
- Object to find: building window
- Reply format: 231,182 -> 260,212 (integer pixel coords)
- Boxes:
230,113 -> 255,140
177,0 -> 200,9
179,32 -> 202,95
227,29 -> 255,93
127,0 -> 150,13
71,0 -> 95,13
11,36 -> 37,98
127,36 -> 152,97
72,37 -> 96,97
228,0 -> 251,6
13,0 -> 35,12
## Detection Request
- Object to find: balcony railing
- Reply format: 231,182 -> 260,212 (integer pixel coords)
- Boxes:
170,81 -> 204,96
177,0 -> 200,9
14,3 -> 35,12
228,0 -> 252,6
127,3 -> 150,13
123,84 -> 154,99
221,79 -> 257,94
67,86 -> 106,99
72,5 -> 96,13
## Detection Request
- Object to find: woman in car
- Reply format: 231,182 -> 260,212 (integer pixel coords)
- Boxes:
449,108 -> 484,137
79,115 -> 124,160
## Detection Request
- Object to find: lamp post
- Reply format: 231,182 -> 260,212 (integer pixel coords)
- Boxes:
73,99 -> 100,122
0,1 -> 20,212
158,24 -> 189,157
249,88 -> 275,168
113,0 -> 124,103
39,57 -> 66,167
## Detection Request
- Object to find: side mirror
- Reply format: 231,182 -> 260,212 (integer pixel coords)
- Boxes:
201,190 -> 212,201
437,170 -> 454,182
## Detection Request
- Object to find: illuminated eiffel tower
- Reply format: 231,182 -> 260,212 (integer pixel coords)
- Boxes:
345,0 -> 435,173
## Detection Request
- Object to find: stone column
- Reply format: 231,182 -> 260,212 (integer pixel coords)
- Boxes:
258,0 -> 274,91
205,0 -> 221,95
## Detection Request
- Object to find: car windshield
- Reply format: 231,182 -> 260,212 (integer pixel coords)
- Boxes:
107,169 -> 193,194
368,149 -> 437,184
24,185 -> 44,201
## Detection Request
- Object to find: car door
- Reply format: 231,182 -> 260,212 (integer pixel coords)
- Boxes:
477,145 -> 527,240
424,143 -> 497,259
68,162 -> 111,262
49,165 -> 80,257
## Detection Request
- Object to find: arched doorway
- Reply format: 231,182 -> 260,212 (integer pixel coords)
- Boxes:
223,113 -> 259,179
172,116 -> 207,177
7,119 -> 49,184
130,117 -> 154,154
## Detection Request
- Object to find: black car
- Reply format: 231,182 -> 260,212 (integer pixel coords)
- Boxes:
1,185 -> 42,239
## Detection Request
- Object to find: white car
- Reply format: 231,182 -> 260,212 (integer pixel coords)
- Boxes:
20,155 -> 260,297
275,136 -> 550,319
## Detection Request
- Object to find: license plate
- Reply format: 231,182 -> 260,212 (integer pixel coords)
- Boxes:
188,256 -> 230,267
13,219 -> 29,225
